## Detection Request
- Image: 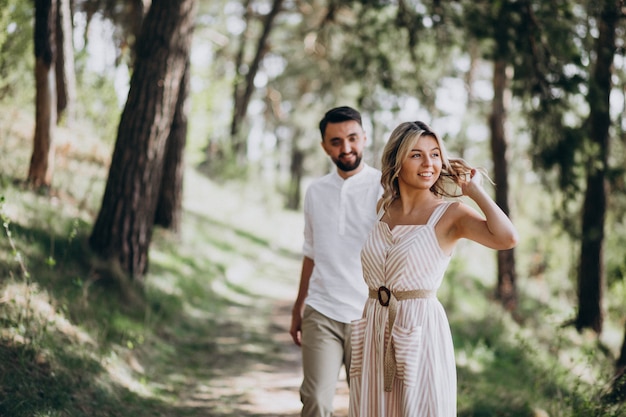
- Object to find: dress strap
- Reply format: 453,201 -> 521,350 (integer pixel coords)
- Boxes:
427,201 -> 452,227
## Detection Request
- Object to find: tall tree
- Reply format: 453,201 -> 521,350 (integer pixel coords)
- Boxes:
489,1 -> 518,311
229,0 -> 252,152
285,127 -> 304,210
89,0 -> 197,280
574,0 -> 619,333
154,57 -> 190,232
230,0 -> 284,164
511,0 -> 619,334
29,0 -> 57,187
55,0 -> 76,125
459,0 -> 520,310
490,58 -> 517,311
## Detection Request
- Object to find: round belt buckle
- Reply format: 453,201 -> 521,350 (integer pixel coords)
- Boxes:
377,286 -> 391,306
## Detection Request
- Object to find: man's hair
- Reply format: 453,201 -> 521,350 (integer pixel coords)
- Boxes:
319,106 -> 362,139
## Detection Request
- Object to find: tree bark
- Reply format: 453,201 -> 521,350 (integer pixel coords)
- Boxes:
575,0 -> 617,334
230,0 -> 284,163
89,0 -> 196,280
55,0 -> 76,125
154,57 -> 190,232
29,0 -> 57,188
286,128 -> 304,210
230,0 -> 252,148
490,58 -> 517,312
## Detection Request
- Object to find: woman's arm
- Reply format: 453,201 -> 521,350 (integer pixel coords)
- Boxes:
454,169 -> 518,250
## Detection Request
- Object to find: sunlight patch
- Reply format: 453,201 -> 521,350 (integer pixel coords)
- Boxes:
0,281 -> 95,346
148,272 -> 184,297
100,349 -> 152,397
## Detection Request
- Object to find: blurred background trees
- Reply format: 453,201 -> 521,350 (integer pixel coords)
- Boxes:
1,0 -> 626,401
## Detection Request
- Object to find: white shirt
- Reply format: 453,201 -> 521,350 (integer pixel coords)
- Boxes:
303,164 -> 382,323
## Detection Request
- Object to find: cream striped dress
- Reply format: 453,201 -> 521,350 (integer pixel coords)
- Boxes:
349,202 -> 456,417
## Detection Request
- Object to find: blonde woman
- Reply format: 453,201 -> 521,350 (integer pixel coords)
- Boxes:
348,121 -> 518,417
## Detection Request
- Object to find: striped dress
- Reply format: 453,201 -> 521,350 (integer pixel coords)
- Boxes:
349,202 -> 456,417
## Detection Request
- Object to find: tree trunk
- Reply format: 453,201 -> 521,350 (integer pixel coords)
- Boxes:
154,57 -> 190,232
489,58 -> 517,311
575,0 -> 617,334
29,0 -> 57,188
286,128 -> 304,210
89,0 -> 197,280
230,0 -> 284,163
55,0 -> 76,125
125,0 -> 150,68
230,0 -> 252,149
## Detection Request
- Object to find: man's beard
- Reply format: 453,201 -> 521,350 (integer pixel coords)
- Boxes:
333,153 -> 362,172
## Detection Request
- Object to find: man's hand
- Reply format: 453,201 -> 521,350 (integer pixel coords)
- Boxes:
290,307 -> 303,346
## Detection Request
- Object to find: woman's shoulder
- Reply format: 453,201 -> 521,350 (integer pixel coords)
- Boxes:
438,200 -> 487,238
435,200 -> 476,227
440,200 -> 473,219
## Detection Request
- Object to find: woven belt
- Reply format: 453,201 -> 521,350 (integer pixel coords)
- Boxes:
368,286 -> 436,391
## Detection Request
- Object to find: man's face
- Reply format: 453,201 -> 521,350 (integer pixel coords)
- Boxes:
321,120 -> 367,176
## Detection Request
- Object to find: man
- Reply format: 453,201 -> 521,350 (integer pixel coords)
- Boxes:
289,106 -> 383,417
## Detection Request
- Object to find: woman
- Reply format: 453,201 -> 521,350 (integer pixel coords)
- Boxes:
348,121 -> 518,417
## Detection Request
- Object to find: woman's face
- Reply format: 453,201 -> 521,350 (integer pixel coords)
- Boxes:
397,134 -> 442,192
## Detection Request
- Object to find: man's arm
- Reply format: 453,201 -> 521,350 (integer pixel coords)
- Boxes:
289,256 -> 314,346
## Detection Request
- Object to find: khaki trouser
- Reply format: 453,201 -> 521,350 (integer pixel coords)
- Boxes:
300,305 -> 352,417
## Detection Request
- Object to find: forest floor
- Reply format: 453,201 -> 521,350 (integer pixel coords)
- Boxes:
167,298 -> 350,417
155,173 -> 351,416
152,200 -> 350,416
1,169 -> 351,417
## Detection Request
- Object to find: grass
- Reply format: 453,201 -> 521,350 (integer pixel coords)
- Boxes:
0,104 -> 304,416
0,171 -> 303,416
1,104 -> 626,416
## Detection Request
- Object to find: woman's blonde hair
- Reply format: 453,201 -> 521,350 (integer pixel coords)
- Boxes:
379,121 -> 487,211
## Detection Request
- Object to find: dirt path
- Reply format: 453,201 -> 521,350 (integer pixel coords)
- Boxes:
150,238 -> 349,416
166,176 -> 349,416
164,291 -> 349,417
194,267 -> 350,417
211,299 -> 349,417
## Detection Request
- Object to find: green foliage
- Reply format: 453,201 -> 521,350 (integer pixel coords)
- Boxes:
530,115 -> 587,205
0,0 -> 34,100
196,141 -> 251,181
74,68 -> 123,145
1,196 -> 30,280
448,280 -> 623,416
